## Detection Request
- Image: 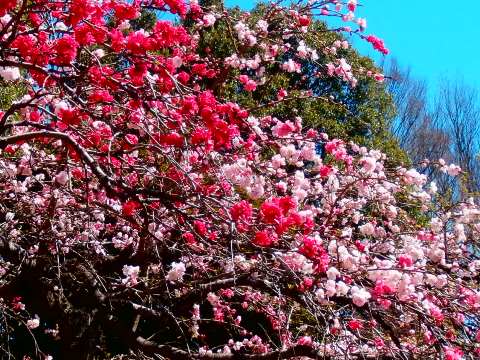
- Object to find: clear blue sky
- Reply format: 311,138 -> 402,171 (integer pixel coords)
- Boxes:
226,0 -> 479,91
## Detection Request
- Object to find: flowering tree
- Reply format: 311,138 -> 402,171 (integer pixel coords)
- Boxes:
0,1 -> 478,359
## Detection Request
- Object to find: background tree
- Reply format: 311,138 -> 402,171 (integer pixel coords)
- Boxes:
386,60 -> 480,196
191,0 -> 408,165
386,58 -> 428,151
434,80 -> 480,193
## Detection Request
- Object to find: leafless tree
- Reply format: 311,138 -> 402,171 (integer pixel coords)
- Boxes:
385,60 -> 480,196
385,59 -> 429,151
433,79 -> 480,193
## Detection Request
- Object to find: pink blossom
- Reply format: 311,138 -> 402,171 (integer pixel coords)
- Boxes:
297,336 -> 312,346
122,265 -> 140,287
359,223 -> 375,236
281,59 -> 301,73
357,18 -> 367,30
202,13 -> 216,27
444,346 -> 463,360
361,156 -> 377,173
27,317 -> 40,329
166,261 -> 186,282
366,35 -> 389,55
55,171 -> 69,186
351,286 -> 371,307
0,67 -> 20,81
272,121 -> 295,137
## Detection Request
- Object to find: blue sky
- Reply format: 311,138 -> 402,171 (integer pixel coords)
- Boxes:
226,0 -> 479,91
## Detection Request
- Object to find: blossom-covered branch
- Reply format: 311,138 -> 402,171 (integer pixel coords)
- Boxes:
0,1 -> 476,360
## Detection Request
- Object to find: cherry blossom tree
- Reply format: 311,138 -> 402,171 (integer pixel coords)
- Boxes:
0,1 -> 478,359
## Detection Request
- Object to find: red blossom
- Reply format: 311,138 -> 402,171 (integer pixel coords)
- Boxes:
347,319 -> 363,331
52,35 -> 78,65
122,200 -> 140,216
253,231 -> 276,247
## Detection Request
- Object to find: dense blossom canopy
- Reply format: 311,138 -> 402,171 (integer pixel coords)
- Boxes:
0,1 -> 478,359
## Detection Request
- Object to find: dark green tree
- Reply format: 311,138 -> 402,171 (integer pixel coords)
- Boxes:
190,0 -> 408,165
